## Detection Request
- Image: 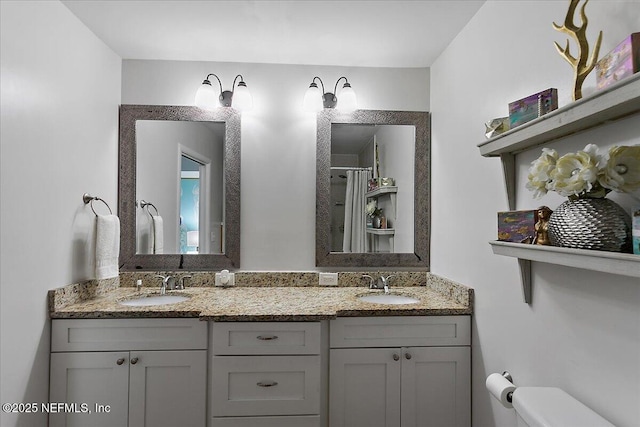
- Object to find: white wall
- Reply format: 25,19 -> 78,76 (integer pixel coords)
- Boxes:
430,1 -> 640,426
0,1 -> 121,425
122,60 -> 430,270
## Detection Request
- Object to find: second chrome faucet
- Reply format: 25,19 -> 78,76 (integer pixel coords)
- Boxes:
155,275 -> 192,294
362,274 -> 396,294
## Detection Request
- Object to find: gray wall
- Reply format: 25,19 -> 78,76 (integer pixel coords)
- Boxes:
430,1 -> 640,426
0,1 -> 121,426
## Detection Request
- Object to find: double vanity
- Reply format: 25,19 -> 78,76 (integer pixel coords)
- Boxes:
47,104 -> 470,426
48,274 -> 472,427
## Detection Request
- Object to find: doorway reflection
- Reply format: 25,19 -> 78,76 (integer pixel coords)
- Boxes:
180,155 -> 202,254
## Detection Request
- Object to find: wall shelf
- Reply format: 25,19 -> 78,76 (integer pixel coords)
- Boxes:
478,74 -> 640,158
366,186 -> 398,198
490,241 -> 639,276
366,228 -> 395,235
478,74 -> 640,304
366,186 -> 398,252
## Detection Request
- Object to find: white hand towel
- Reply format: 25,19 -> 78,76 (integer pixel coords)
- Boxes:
96,214 -> 120,280
152,215 -> 164,254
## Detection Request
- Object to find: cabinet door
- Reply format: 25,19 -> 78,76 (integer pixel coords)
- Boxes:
330,348 -> 401,427
49,352 -> 129,427
128,350 -> 207,427
400,347 -> 470,427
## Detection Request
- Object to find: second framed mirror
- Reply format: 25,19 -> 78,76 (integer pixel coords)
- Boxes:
316,109 -> 430,267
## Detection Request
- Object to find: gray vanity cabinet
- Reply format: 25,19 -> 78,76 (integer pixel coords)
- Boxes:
49,318 -> 207,427
329,316 -> 471,427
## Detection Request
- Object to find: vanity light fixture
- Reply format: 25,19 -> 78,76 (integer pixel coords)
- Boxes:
195,74 -> 253,111
303,76 -> 357,112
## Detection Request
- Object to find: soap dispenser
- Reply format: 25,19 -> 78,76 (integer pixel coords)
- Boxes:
215,269 -> 235,287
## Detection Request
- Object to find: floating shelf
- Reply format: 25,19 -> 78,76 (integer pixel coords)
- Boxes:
490,241 -> 640,277
478,74 -> 640,158
478,74 -> 640,304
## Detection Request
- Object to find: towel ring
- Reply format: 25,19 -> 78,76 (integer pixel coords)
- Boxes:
140,200 -> 159,216
83,193 -> 113,216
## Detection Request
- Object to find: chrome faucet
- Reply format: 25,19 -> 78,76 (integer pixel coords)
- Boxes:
362,274 -> 396,293
379,275 -> 396,294
176,275 -> 192,290
156,275 -> 175,295
362,274 -> 375,289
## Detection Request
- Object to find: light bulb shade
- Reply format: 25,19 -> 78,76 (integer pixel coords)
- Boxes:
337,84 -> 357,112
232,81 -> 253,111
303,83 -> 323,112
195,80 -> 219,110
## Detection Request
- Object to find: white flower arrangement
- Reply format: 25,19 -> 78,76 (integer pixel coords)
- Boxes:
366,200 -> 383,216
527,144 -> 640,199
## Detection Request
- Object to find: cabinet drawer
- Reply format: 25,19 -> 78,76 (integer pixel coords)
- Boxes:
211,322 -> 320,355
212,355 -> 321,416
330,316 -> 470,348
213,415 -> 320,427
51,318 -> 207,352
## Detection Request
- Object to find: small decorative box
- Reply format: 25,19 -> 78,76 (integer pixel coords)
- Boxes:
368,178 -> 380,192
633,207 -> 640,255
497,210 -> 537,243
380,177 -> 395,187
508,88 -> 558,129
596,33 -> 640,90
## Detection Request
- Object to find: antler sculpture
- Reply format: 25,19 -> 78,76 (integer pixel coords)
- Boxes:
553,0 -> 603,101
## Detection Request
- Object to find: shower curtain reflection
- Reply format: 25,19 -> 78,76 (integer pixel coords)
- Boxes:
342,169 -> 371,252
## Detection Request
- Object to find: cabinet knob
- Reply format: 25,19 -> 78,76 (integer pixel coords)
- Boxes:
256,335 -> 278,341
130,357 -> 139,365
116,358 -> 125,366
405,353 -> 412,360
393,353 -> 400,361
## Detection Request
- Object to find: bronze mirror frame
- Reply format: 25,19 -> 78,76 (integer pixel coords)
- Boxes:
119,104 -> 241,270
316,109 -> 430,267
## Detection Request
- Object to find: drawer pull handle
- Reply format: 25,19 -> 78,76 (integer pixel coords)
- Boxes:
257,380 -> 278,388
393,353 -> 400,361
256,335 -> 279,341
405,353 -> 412,360
116,358 -> 125,366
130,357 -> 139,365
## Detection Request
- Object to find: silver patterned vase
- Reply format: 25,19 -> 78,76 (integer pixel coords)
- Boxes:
548,198 -> 632,252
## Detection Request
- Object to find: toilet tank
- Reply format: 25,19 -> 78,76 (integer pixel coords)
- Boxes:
513,387 -> 614,427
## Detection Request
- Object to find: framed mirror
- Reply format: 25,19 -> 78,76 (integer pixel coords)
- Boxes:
119,105 -> 240,270
316,109 -> 430,267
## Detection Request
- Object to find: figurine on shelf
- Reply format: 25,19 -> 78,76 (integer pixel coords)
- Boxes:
533,206 -> 553,245
484,117 -> 510,139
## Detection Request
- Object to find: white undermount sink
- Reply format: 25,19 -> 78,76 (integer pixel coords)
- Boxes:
358,294 -> 420,305
120,294 -> 189,307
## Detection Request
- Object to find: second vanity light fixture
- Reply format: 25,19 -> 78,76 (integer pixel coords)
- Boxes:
303,76 -> 358,112
194,73 -> 253,111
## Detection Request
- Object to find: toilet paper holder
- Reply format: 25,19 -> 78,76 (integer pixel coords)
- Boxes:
502,371 -> 514,402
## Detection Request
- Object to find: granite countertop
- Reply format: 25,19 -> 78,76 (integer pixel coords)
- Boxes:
49,278 -> 472,321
